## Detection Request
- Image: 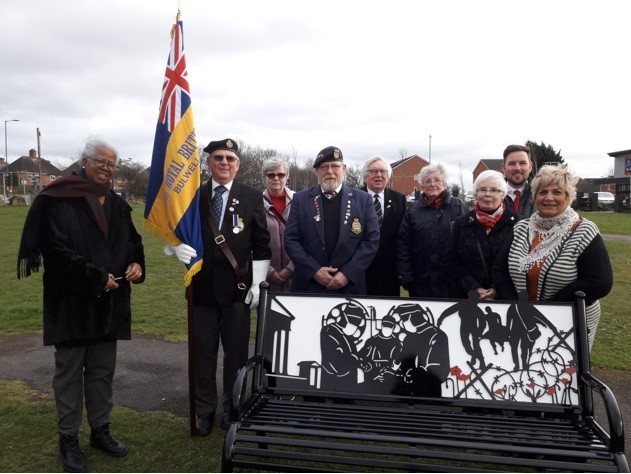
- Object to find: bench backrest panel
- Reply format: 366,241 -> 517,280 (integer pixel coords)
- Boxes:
258,291 -> 581,408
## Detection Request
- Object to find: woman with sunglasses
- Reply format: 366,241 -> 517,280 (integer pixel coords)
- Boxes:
262,156 -> 294,292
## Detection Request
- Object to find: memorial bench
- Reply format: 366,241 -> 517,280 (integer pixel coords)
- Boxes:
222,285 -> 628,472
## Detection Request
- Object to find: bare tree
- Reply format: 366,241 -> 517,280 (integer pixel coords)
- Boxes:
398,147 -> 408,160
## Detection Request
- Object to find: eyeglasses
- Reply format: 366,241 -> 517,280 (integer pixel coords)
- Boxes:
211,154 -> 239,163
266,173 -> 287,179
367,169 -> 388,176
318,163 -> 343,171
423,178 -> 443,185
90,157 -> 117,172
476,188 -> 502,195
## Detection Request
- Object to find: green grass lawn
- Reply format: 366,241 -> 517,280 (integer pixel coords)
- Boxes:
1,204 -> 629,471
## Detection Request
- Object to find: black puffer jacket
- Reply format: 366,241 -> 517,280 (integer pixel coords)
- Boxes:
443,209 -> 520,298
396,192 -> 468,298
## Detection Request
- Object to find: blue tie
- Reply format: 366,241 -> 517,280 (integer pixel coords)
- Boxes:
212,185 -> 226,224
374,194 -> 383,226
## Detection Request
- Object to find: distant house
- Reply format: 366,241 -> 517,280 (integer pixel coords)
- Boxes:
1,149 -> 62,191
472,159 -> 502,182
390,154 -> 429,197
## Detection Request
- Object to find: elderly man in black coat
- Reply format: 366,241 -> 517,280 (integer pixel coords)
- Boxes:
18,137 -> 145,473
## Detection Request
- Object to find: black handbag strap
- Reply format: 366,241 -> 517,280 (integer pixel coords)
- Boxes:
263,195 -> 287,225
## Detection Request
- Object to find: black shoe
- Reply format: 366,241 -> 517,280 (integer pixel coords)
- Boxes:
59,434 -> 87,473
196,413 -> 214,436
221,413 -> 231,429
90,423 -> 128,457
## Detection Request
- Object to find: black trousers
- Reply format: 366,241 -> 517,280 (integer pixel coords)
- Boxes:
193,300 -> 250,416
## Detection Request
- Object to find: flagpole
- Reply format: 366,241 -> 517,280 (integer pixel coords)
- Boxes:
187,285 -> 198,436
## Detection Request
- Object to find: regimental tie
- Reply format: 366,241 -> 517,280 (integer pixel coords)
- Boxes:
513,190 -> 521,213
212,185 -> 227,224
374,194 -> 383,226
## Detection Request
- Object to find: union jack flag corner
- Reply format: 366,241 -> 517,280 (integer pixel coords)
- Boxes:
144,12 -> 203,286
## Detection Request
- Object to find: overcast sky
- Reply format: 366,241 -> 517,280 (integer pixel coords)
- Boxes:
2,0 -> 629,191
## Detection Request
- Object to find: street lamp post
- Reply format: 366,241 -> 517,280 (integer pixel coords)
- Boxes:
4,119 -> 20,199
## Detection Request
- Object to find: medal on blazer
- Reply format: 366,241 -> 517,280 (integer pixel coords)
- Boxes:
233,214 -> 244,234
351,218 -> 362,234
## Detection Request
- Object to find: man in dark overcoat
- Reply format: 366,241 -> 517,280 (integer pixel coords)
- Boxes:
18,137 -> 145,472
360,155 -> 406,296
284,146 -> 380,295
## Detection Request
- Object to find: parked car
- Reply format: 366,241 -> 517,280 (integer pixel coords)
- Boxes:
0,194 -> 9,205
464,193 -> 476,205
595,191 -> 615,206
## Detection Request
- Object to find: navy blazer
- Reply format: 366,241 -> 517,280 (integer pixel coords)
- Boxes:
285,183 -> 380,294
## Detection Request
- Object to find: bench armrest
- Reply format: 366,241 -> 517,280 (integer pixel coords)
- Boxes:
581,372 -> 625,452
231,354 -> 264,417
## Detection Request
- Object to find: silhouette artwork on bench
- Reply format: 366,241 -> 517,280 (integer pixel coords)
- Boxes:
263,289 -> 579,405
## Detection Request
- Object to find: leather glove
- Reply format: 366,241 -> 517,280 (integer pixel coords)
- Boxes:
245,259 -> 270,309
163,243 -> 197,265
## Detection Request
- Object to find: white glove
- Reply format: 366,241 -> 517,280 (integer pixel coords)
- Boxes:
163,243 -> 197,265
245,259 -> 270,309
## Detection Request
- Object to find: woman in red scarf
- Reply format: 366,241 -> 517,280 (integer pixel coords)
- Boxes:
444,170 -> 520,299
397,163 -> 469,298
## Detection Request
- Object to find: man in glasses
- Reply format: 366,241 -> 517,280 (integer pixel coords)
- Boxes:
166,138 -> 270,434
501,144 -> 535,218
360,155 -> 406,296
18,137 -> 145,472
285,146 -> 379,295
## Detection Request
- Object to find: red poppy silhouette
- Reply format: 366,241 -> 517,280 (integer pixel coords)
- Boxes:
457,374 -> 470,381
565,367 -> 577,375
527,381 -> 536,389
561,377 -> 571,385
546,386 -> 556,395
450,366 -> 462,376
495,386 -> 506,395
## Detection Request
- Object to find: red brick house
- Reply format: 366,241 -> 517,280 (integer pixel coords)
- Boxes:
390,154 -> 429,197
3,149 -> 62,192
472,159 -> 502,182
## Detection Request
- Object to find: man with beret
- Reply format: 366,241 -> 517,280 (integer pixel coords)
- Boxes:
284,146 -> 380,294
164,138 -> 270,434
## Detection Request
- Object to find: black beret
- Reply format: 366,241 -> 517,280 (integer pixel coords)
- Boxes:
203,138 -> 239,155
313,146 -> 343,169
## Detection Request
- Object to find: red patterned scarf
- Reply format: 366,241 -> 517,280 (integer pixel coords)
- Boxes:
474,203 -> 505,232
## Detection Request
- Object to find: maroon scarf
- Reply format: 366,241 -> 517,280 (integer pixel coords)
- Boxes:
17,174 -> 111,279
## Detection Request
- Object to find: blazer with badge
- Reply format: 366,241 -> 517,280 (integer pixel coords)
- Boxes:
362,186 -> 407,296
285,183 -> 380,294
192,180 -> 271,306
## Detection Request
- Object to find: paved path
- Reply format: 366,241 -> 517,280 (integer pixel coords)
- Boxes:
1,333 -> 629,459
602,233 -> 631,242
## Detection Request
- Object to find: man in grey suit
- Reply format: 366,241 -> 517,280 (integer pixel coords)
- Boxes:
285,146 -> 380,295
361,155 -> 406,296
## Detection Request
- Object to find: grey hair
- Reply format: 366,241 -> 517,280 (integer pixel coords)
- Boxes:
362,155 -> 392,179
473,170 -> 507,198
418,163 -> 447,185
81,136 -> 119,161
261,156 -> 289,182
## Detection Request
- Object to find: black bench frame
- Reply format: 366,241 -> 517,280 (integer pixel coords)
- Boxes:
223,285 -> 628,472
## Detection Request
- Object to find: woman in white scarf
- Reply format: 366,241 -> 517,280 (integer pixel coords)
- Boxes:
492,166 -> 613,348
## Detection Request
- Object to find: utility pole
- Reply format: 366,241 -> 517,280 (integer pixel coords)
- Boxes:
37,128 -> 42,192
428,134 -> 432,163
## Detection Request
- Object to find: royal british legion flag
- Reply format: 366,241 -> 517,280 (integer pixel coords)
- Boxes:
144,14 -> 203,285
